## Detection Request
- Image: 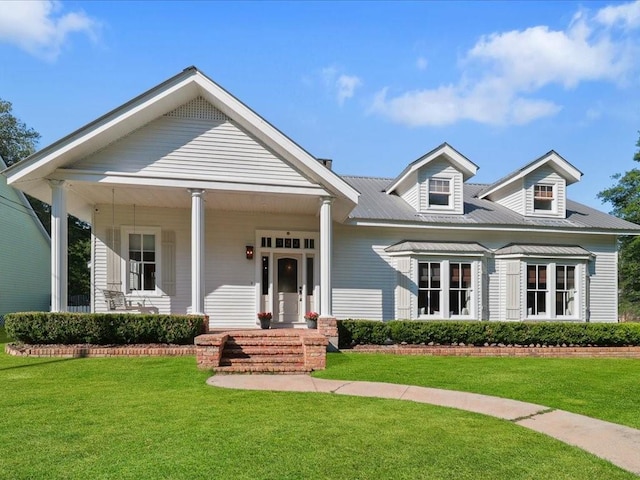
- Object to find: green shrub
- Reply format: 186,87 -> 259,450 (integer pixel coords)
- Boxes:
338,320 -> 640,347
4,312 -> 206,345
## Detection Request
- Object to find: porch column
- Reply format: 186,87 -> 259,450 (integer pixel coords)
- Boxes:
49,180 -> 68,312
319,197 -> 333,316
189,189 -> 205,315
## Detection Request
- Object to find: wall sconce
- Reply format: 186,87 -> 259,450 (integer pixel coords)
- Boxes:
246,245 -> 254,260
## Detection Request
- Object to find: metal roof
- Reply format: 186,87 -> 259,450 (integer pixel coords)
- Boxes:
494,244 -> 593,257
386,241 -> 489,254
341,176 -> 640,233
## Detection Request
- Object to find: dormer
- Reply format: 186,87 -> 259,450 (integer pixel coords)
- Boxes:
478,151 -> 582,219
386,143 -> 478,215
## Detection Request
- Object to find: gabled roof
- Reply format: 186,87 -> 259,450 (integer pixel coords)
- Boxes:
386,143 -> 479,195
478,150 -> 582,200
3,66 -> 359,217
342,176 -> 640,234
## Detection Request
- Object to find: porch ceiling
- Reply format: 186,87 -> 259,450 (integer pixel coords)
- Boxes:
71,182 -> 326,218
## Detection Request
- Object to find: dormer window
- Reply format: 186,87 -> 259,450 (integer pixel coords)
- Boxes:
534,184 -> 554,212
428,178 -> 451,207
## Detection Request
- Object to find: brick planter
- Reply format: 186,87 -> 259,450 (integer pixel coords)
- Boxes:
5,343 -> 196,357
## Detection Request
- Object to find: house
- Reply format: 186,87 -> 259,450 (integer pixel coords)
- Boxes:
3,66 -> 639,332
0,157 -> 50,321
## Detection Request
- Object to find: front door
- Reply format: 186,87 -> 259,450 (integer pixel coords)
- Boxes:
275,256 -> 301,323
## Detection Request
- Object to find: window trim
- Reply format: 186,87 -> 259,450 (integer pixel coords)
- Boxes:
533,183 -> 556,214
525,260 -> 580,320
416,258 -> 476,319
121,226 -> 162,295
427,177 -> 453,210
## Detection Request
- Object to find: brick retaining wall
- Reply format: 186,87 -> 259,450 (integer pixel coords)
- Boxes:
351,344 -> 640,358
5,343 -> 196,358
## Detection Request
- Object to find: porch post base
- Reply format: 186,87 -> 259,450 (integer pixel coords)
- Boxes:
318,316 -> 339,352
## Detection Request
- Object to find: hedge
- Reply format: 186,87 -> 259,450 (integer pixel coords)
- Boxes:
338,319 -> 640,349
4,312 -> 207,345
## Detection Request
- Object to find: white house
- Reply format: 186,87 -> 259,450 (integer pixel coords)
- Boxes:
3,67 -> 639,329
0,157 -> 50,321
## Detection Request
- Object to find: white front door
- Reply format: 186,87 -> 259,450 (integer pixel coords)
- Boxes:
275,255 -> 301,323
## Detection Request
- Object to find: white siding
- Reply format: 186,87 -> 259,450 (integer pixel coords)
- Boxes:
71,97 -> 315,188
490,180 -> 525,215
417,159 -> 464,214
523,166 -> 566,218
395,175 -> 419,211
586,237 -> 618,322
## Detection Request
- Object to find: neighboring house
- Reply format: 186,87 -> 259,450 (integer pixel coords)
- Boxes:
0,157 -> 50,321
4,67 -> 640,329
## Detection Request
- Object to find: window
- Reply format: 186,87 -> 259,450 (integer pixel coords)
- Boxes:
527,265 -> 547,315
449,262 -> 472,315
428,178 -> 451,207
128,232 -> 156,292
418,262 -> 441,315
556,265 -> 575,316
534,184 -> 554,211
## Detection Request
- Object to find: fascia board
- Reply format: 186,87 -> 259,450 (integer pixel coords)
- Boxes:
387,144 -> 478,194
494,253 -> 593,260
386,251 -> 487,258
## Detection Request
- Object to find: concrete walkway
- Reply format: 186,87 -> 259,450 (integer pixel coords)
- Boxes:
208,374 -> 640,476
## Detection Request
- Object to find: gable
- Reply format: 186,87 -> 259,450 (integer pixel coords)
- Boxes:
69,97 -> 316,188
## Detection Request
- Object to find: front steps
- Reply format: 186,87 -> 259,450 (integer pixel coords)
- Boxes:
195,329 -> 328,374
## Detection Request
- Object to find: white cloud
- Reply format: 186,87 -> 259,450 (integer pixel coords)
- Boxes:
0,0 -> 99,61
321,66 -> 362,105
372,2 -> 639,127
595,0 -> 640,29
416,56 -> 428,71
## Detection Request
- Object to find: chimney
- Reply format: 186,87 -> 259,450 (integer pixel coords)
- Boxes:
317,158 -> 333,170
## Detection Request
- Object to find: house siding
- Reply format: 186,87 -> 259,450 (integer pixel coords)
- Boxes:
395,174 -> 419,211
417,159 -> 464,214
491,180 -> 525,215
0,175 -> 50,318
524,167 -> 567,218
70,98 -> 315,189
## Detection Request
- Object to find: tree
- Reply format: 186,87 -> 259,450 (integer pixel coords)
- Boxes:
597,133 -> 640,318
0,98 -> 90,297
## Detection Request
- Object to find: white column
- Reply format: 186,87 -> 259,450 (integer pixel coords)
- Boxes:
49,180 -> 68,312
189,189 -> 205,315
320,197 -> 333,317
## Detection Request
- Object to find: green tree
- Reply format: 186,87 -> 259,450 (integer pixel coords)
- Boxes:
0,98 -> 90,297
598,133 -> 640,318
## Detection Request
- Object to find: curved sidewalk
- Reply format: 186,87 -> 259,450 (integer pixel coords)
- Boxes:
208,374 -> 640,476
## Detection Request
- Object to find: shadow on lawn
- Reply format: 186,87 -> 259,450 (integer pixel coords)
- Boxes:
0,357 -> 80,372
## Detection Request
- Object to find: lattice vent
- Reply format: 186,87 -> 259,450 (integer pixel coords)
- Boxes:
165,96 -> 228,121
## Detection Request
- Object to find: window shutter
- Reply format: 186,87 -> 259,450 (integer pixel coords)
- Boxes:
162,230 -> 176,296
396,257 -> 412,319
106,228 -> 121,290
505,260 -> 521,320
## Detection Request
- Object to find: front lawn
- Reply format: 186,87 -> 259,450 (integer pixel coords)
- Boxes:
315,352 -> 640,429
0,329 -> 634,479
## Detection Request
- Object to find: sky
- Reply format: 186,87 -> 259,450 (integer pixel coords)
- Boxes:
1,0 -> 639,210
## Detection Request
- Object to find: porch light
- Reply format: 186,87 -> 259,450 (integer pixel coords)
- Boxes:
246,245 -> 254,260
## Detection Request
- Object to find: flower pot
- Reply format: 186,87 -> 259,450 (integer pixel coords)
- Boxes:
306,318 -> 318,329
259,318 -> 271,329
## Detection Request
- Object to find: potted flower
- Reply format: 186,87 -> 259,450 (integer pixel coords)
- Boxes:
257,312 -> 272,329
304,311 -> 319,329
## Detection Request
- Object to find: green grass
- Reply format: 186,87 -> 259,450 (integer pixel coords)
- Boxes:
0,328 -> 636,479
315,352 -> 640,429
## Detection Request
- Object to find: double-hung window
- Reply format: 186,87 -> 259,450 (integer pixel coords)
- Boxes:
449,262 -> 472,315
533,184 -> 554,212
418,262 -> 441,315
555,265 -> 576,316
526,265 -> 547,315
428,178 -> 451,207
122,227 -> 161,293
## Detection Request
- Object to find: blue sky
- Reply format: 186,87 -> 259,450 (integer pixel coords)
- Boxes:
1,1 -> 639,209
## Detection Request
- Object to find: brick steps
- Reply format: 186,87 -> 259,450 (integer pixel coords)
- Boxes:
195,329 -> 328,374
